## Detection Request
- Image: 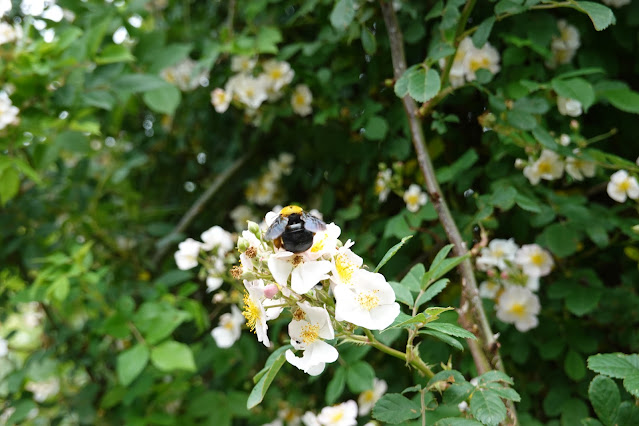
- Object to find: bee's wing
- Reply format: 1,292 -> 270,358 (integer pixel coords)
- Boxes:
301,211 -> 326,233
264,215 -> 289,240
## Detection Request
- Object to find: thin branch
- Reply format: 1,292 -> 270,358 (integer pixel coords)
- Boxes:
152,154 -> 250,267
226,0 -> 236,36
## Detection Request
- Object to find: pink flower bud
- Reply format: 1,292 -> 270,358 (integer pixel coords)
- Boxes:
500,271 -> 509,280
487,269 -> 496,277
264,283 -> 279,299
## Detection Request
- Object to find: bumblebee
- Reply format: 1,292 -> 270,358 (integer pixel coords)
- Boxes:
264,205 -> 326,253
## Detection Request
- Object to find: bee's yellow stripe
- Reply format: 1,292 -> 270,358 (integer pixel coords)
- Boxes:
280,205 -> 303,216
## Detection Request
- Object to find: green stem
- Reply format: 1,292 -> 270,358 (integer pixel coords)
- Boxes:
361,329 -> 434,378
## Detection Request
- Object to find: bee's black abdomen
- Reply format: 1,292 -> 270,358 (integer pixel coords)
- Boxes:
281,227 -> 315,253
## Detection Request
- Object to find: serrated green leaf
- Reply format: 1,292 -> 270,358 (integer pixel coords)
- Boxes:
401,263 -> 425,293
565,350 -> 587,381
427,369 -> 466,387
435,419 -> 484,426
247,349 -> 287,409
506,110 -> 537,130
408,67 -> 441,103
472,17 -> 496,48
117,344 -> 149,387
470,389 -> 507,425
552,78 -> 595,111
623,371 -> 639,397
253,345 -> 291,384
574,2 -> 615,31
389,281 -> 414,306
484,383 -> 521,402
330,0 -> 356,30
588,354 -> 638,379
150,341 -> 196,372
375,235 -> 413,273
423,322 -> 476,340
346,361 -> 375,393
424,254 -> 470,286
478,370 -> 514,385
415,279 -> 449,308
326,367 -> 347,405
372,393 -> 421,424
421,330 -> 464,350
589,375 -> 620,426
395,65 -> 420,98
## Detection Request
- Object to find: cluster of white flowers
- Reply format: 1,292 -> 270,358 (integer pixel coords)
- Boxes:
374,165 -> 429,212
0,21 -> 23,45
210,56 -> 312,119
246,152 -> 295,206
173,225 -> 236,292
607,170 -> 639,203
190,207 -> 400,376
519,147 -> 596,185
547,20 -> 580,69
0,90 -> 19,130
160,58 -> 209,91
440,37 -> 501,88
477,239 -> 553,331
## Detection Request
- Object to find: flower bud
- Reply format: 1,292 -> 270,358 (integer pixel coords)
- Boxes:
514,158 -> 526,169
263,283 -> 279,299
237,237 -> 249,252
570,120 -> 579,131
247,221 -> 261,236
559,134 -> 571,146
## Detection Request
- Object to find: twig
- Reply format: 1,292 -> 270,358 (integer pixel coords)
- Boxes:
379,2 -> 518,423
152,154 -> 250,267
226,0 -> 236,36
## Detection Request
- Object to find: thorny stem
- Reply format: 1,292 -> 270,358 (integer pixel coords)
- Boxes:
379,2 -> 519,424
151,154 -> 250,267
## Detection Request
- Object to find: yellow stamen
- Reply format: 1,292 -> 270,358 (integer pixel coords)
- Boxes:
300,323 -> 320,344
537,161 -> 552,174
530,253 -> 545,266
357,290 -> 380,311
509,303 -> 526,317
335,253 -> 357,285
362,389 -> 375,402
242,292 -> 261,333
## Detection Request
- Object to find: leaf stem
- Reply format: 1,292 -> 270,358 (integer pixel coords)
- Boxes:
360,329 -> 434,378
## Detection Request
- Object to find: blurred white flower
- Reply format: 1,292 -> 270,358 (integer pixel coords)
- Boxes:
201,225 -> 234,255
0,90 -> 20,130
476,238 -> 519,271
439,38 -> 473,88
285,303 -> 338,376
0,0 -> 11,15
0,337 -> 8,357
557,96 -> 582,117
0,22 -> 22,45
463,39 -> 501,82
242,282 -> 272,347
26,378 -> 60,402
523,149 -> 565,185
602,0 -> 630,7
301,411 -> 320,426
211,305 -> 244,348
403,183 -> 428,212
174,238 -> 202,270
316,400 -> 358,426
231,55 -> 257,73
161,58 -> 207,91
565,154 -> 596,181
358,378 -> 387,416
211,88 -> 231,113
230,205 -> 256,231
263,59 -> 295,92
334,269 -> 400,330
559,134 -> 571,146
291,84 -> 313,116
515,244 -> 554,277
496,286 -> 540,332
479,280 -> 501,299
375,169 -> 392,202
607,170 -> 639,203
547,20 -> 580,68
234,74 -> 269,109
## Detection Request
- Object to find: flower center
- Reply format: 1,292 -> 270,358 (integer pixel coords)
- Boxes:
294,93 -> 306,106
362,389 -> 375,402
530,253 -> 545,266
509,303 -> 526,317
330,412 -> 344,423
469,56 -> 490,72
242,292 -> 261,333
357,290 -> 380,311
224,320 -> 235,330
537,161 -> 552,174
300,323 -> 320,344
406,193 -> 419,205
335,253 -> 357,285
270,69 -> 283,80
619,180 -> 631,192
311,232 -> 328,253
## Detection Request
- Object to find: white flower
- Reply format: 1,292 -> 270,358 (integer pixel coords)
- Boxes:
439,37 -> 474,88
358,378 -> 387,416
496,286 -> 540,332
26,378 -> 60,402
302,412 -> 321,426
476,238 -> 519,271
334,269 -> 400,330
201,225 -> 234,255
463,39 -> 501,82
523,149 -> 565,185
206,276 -> 223,292
268,251 -> 332,295
21,302 -> 44,327
403,183 -> 428,212
602,0 -> 630,8
526,274 -> 540,292
233,74 -> 269,109
263,59 -> 295,92
565,154 -> 596,181
174,238 -> 202,270
160,58 -> 206,91
285,303 -> 338,376
479,280 -> 501,299
246,172 -> 279,205
0,0 -> 12,16
211,305 -> 244,348
515,244 -> 554,277
547,20 -> 580,68
211,88 -> 231,113
0,337 -> 8,357
291,84 -> 313,116
231,55 -> 257,73
0,90 -> 20,130
230,205 -> 256,231
262,420 -> 284,426
307,223 -> 341,260
557,97 -> 582,117
278,152 -> 295,174
607,170 -> 639,203
375,169 -> 392,202
242,281 -> 272,347
316,400 -> 358,426
559,134 -> 571,146
0,22 -> 22,45
330,242 -> 363,287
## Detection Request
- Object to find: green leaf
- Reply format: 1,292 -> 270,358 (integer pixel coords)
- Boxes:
150,340 -> 196,372
427,43 -> 456,64
588,353 -> 637,379
428,369 -> 466,387
436,149 -> 479,184
46,276 -> 70,302
470,389 -> 507,426
330,0 -> 356,30
423,322 -> 476,340
423,254 -> 470,286
435,419 -> 484,426
532,126 -> 559,150
394,65 -> 420,98
515,193 -> 542,213
506,110 -> 537,130
247,349 -> 287,409
363,116 -> 389,141
472,17 -> 496,48
574,2 -> 616,31
415,278 -> 449,308
599,88 -> 639,114
421,330 -> 464,350
389,281 -> 414,306
113,74 -> 170,93
624,371 -> 639,397
326,367 -> 346,405
484,383 -> 521,402
375,235 -> 413,273
539,223 -> 579,258
55,131 -> 90,154
565,350 -> 587,381
408,67 -> 441,103
588,375 -> 620,426
478,370 -> 514,385
117,344 -> 150,387
400,263 -> 425,293
372,393 -> 421,424
361,27 -> 377,55
256,26 -> 282,53
95,44 -> 135,64
133,302 -> 191,345
565,287 -> 601,316
346,361 -> 375,393
143,84 -> 182,115
551,78 -> 595,111
0,166 -> 20,205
